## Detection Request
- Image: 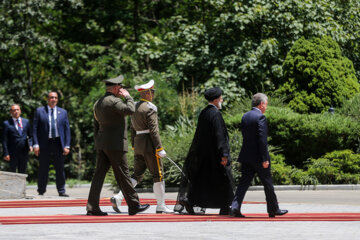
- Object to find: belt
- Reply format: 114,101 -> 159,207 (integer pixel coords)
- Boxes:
136,129 -> 150,134
49,137 -> 60,141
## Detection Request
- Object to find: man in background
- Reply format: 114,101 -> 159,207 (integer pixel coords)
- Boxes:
2,104 -> 33,173
33,91 -> 71,197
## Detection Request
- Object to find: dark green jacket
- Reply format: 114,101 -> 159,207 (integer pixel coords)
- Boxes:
94,92 -> 135,151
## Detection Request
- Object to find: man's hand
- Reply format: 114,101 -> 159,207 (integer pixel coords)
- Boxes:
262,161 -> 270,168
220,157 -> 228,166
29,146 -> 33,152
3,155 -> 10,161
34,147 -> 40,157
63,148 -> 70,156
118,88 -> 130,98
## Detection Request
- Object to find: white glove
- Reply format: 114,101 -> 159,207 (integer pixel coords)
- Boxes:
158,150 -> 167,158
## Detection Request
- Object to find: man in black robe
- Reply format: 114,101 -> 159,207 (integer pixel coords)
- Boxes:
175,87 -> 234,215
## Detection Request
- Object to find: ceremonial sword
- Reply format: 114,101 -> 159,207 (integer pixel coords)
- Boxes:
165,156 -> 191,183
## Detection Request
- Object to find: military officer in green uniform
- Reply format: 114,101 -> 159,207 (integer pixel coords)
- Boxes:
86,75 -> 150,216
110,79 -> 172,214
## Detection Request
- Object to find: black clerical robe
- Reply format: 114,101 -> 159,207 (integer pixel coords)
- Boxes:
177,104 -> 234,209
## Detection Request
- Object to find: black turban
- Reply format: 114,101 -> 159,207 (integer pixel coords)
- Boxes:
204,87 -> 222,101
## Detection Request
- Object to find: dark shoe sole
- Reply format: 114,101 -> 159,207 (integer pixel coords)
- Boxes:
110,197 -> 121,213
86,211 -> 108,216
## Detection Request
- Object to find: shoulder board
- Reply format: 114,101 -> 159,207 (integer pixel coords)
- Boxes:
147,102 -> 157,112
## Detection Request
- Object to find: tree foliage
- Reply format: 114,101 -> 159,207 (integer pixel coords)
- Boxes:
1,0 -> 360,182
279,36 -> 360,113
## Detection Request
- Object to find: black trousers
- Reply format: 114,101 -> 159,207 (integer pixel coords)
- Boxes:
9,153 -> 29,174
87,149 -> 140,212
37,138 -> 66,194
231,162 -> 279,213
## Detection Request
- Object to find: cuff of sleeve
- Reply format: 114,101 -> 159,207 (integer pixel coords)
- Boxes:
156,147 -> 164,152
33,144 -> 39,148
65,146 -> 70,149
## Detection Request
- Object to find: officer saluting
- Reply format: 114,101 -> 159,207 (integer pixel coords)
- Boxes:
87,75 -> 150,216
111,79 -> 172,214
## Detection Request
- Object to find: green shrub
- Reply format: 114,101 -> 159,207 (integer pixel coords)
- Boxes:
279,36 -> 360,113
306,150 -> 360,184
226,105 -> 360,168
338,93 -> 360,120
266,106 -> 360,167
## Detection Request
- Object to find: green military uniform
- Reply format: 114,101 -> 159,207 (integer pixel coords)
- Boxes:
87,92 -> 141,212
130,100 -> 164,183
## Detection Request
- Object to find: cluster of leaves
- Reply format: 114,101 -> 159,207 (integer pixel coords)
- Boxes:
278,36 -> 360,113
2,0 -> 360,184
306,150 -> 360,184
226,105 -> 360,168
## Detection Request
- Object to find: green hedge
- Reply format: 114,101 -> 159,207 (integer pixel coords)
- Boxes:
226,106 -> 360,168
306,150 -> 360,184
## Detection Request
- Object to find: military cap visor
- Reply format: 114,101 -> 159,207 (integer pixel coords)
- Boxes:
134,79 -> 156,92
103,75 -> 124,85
204,87 -> 222,101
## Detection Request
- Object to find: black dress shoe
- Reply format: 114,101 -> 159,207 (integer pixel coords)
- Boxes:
230,209 -> 245,218
268,209 -> 288,218
128,204 -> 150,216
59,193 -> 69,197
86,211 -> 108,216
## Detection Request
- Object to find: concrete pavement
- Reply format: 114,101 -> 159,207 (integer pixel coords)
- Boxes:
0,185 -> 359,240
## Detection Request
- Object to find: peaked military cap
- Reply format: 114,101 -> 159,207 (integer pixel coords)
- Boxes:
103,75 -> 124,85
134,79 -> 155,92
204,87 -> 222,101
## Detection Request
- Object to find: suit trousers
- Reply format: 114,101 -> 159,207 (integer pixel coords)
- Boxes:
87,149 -> 140,212
37,138 -> 66,194
9,153 -> 29,173
231,162 -> 279,213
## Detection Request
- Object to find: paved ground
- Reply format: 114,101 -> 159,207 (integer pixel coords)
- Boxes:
1,185 -> 360,240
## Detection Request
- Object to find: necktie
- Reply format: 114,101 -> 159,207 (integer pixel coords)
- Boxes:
16,119 -> 22,135
51,108 -> 56,138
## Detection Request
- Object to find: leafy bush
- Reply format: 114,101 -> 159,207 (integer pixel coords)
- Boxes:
226,105 -> 360,168
338,93 -> 360,120
270,152 -> 317,185
279,36 -> 360,113
268,106 -> 360,167
306,150 -> 360,184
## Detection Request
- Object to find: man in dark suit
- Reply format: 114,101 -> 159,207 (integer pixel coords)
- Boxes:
33,91 -> 71,197
2,104 -> 33,173
230,93 -> 288,218
86,75 -> 149,216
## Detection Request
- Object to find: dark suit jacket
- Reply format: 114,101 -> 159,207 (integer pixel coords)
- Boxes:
238,108 -> 270,163
33,106 -> 70,150
2,117 -> 33,157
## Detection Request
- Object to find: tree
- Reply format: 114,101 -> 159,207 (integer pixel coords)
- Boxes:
279,36 -> 360,113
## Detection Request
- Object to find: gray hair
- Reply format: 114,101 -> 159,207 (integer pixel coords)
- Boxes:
251,93 -> 268,107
